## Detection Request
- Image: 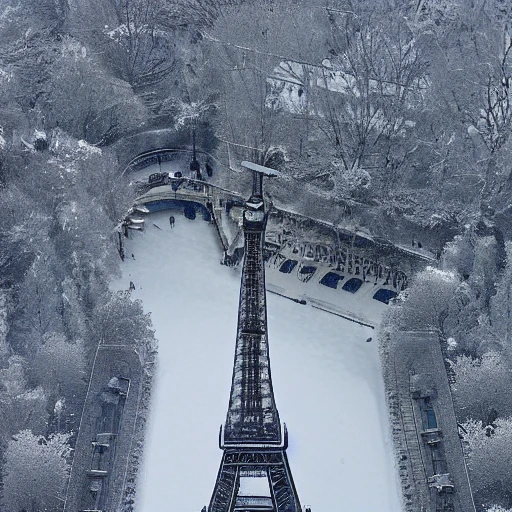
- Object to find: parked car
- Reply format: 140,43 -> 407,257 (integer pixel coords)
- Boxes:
319,271 -> 345,289
148,172 -> 169,186
341,277 -> 363,293
279,259 -> 298,274
372,288 -> 398,304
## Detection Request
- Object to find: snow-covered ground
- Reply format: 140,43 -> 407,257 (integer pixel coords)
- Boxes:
111,210 -> 402,512
265,258 -> 390,328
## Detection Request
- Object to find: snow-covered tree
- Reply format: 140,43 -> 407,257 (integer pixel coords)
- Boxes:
91,291 -> 156,361
417,0 -> 512,216
29,333 -> 86,397
98,0 -> 177,89
331,161 -> 371,200
490,242 -> 512,356
0,0 -> 67,113
452,352 -> 512,423
160,98 -> 216,131
0,357 -> 48,442
485,505 -> 512,512
441,229 -> 508,355
159,0 -> 248,29
402,0 -> 461,36
1,430 -> 71,512
8,257 -> 64,355
387,266 -> 459,332
311,4 -> 427,197
462,417 -> 512,508
469,235 -> 501,310
1,183 -> 53,262
202,0 -> 325,167
46,43 -> 149,143
441,230 -> 475,279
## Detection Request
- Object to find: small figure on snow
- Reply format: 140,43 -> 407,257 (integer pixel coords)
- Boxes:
131,253 -> 135,260
366,337 -> 372,343
129,281 -> 136,291
417,241 -> 422,249
169,215 -> 175,228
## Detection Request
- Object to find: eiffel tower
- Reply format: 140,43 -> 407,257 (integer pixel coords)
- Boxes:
205,162 -> 302,512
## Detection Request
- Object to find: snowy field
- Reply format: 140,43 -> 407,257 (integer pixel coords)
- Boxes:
111,210 -> 402,512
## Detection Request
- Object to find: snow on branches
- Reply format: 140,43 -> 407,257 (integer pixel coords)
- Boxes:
160,97 -> 217,131
461,417 -> 512,504
1,430 -> 72,512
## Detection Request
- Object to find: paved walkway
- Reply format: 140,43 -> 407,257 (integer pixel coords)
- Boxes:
63,344 -> 144,512
383,330 -> 476,512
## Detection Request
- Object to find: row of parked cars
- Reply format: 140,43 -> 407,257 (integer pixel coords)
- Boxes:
275,257 -> 398,305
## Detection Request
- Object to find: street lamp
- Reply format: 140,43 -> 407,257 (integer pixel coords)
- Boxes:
190,126 -> 201,180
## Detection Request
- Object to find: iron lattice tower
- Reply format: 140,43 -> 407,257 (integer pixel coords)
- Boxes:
207,164 -> 302,512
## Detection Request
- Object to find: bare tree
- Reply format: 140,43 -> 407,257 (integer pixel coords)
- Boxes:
419,1 -> 512,214
158,0 -> 247,29
99,0 -> 176,89
311,7 -> 428,196
46,42 -> 149,143
203,1 -> 316,167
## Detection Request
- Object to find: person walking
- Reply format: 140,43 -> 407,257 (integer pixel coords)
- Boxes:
169,215 -> 175,228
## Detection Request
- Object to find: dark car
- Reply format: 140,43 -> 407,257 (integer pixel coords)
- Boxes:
298,265 -> 316,282
342,277 -> 363,293
279,259 -> 298,274
372,288 -> 398,304
320,272 -> 344,289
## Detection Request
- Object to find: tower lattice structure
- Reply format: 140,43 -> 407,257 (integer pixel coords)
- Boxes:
206,167 -> 302,512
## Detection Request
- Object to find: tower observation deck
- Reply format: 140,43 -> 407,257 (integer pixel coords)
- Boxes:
206,162 -> 302,512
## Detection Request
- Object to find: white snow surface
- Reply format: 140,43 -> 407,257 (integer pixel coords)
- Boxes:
111,211 -> 402,512
238,476 -> 271,497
